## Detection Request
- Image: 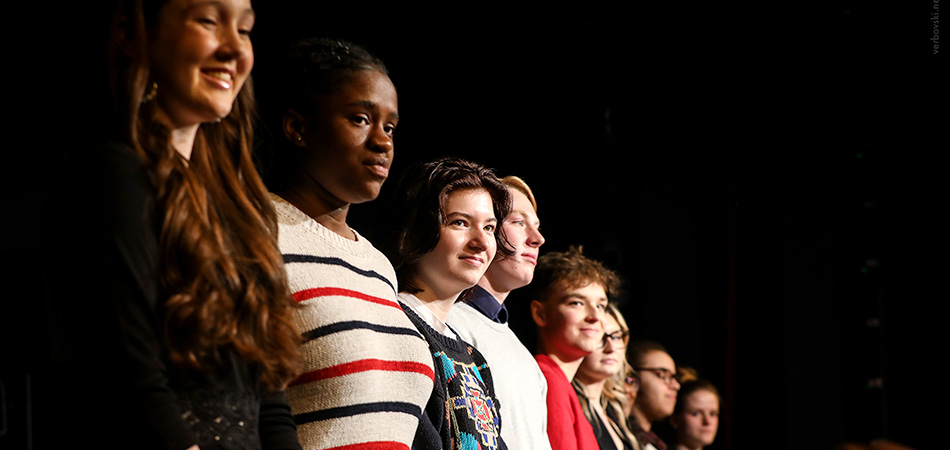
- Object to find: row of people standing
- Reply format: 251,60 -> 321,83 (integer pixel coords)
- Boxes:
47,0 -> 721,449
67,0 -> 526,448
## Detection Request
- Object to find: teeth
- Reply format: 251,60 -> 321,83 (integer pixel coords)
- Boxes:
205,71 -> 232,81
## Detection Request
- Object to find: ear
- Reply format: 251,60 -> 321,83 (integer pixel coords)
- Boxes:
282,109 -> 308,148
530,299 -> 546,327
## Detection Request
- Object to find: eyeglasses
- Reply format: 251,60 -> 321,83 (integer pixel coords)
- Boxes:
624,372 -> 640,392
597,330 -> 630,349
634,367 -> 680,387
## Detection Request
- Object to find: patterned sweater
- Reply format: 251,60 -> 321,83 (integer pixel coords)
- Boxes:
398,293 -> 508,450
273,195 -> 435,450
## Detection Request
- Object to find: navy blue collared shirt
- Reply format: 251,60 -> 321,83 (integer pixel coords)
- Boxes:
463,285 -> 509,324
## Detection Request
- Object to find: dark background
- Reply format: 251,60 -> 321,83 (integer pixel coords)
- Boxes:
6,1 -> 942,449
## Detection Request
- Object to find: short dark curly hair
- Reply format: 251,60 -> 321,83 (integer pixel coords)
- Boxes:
529,246 -> 622,303
378,157 -> 513,295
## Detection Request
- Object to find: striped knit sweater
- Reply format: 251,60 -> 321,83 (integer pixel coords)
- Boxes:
272,195 -> 435,450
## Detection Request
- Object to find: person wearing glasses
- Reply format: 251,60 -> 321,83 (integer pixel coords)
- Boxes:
626,340 -> 681,450
573,303 -> 642,450
529,246 -> 621,450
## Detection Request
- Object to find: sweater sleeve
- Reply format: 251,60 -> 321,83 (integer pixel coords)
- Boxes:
100,145 -> 197,450
259,390 -> 303,450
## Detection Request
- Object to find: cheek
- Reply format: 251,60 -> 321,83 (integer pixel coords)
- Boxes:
486,239 -> 497,260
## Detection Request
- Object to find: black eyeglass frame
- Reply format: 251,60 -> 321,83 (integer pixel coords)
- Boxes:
633,366 -> 681,386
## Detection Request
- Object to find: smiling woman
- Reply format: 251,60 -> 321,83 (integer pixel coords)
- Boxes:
573,304 -> 642,450
377,157 -> 513,450
58,0 -> 304,449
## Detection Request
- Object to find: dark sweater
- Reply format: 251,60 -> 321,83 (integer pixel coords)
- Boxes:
41,143 -> 301,450
398,296 -> 508,450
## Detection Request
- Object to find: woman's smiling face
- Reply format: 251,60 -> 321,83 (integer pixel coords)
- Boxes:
577,313 -> 625,381
150,0 -> 255,128
413,188 -> 498,301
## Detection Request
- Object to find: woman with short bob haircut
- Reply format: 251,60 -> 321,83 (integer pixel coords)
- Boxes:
378,157 -> 513,450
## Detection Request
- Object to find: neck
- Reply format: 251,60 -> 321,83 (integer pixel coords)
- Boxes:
414,288 -> 462,322
281,185 -> 354,240
574,374 -> 607,400
631,406 -> 652,432
538,343 -> 585,380
476,277 -> 511,304
153,105 -> 199,160
673,443 -> 700,450
170,125 -> 199,160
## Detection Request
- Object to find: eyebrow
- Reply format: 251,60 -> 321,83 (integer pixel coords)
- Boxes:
445,212 -> 497,224
508,209 -> 540,224
559,292 -> 607,303
190,1 -> 255,17
346,100 -> 400,121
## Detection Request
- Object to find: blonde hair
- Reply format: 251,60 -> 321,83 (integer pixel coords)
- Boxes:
573,303 -> 640,449
500,175 -> 538,212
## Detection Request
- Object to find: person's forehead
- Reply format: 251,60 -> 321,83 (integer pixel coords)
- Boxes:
643,350 -> 675,370
552,279 -> 606,298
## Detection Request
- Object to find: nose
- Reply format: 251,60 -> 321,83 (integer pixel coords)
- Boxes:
216,24 -> 252,64
468,227 -> 492,254
367,125 -> 394,153
527,225 -> 545,248
701,413 -> 711,425
584,304 -> 602,322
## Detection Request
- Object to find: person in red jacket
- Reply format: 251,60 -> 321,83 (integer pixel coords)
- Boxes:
529,246 -> 622,450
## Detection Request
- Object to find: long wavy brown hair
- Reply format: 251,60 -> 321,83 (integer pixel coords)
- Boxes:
109,0 -> 301,390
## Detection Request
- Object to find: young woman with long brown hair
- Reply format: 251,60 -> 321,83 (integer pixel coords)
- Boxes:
61,1 -> 303,448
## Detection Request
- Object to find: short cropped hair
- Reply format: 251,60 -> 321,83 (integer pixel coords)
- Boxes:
626,339 -> 671,368
530,245 -> 621,303
378,157 -> 513,294
500,175 -> 538,212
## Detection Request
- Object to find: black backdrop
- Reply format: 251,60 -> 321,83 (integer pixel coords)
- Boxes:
7,2 -> 941,449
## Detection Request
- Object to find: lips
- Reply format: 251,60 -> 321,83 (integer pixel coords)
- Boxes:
365,158 -> 390,178
521,253 -> 538,265
202,69 -> 234,89
579,326 -> 601,337
460,254 -> 486,266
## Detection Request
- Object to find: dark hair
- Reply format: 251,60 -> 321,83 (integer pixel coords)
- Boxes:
626,339 -> 671,368
674,378 -> 720,415
530,245 -> 622,303
258,37 -> 389,189
378,157 -> 513,295
109,0 -> 301,390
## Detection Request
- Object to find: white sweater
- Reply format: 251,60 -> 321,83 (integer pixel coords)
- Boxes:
447,301 -> 553,450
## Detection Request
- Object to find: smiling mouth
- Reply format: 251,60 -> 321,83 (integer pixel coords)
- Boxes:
203,70 -> 234,89
460,255 -> 485,266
